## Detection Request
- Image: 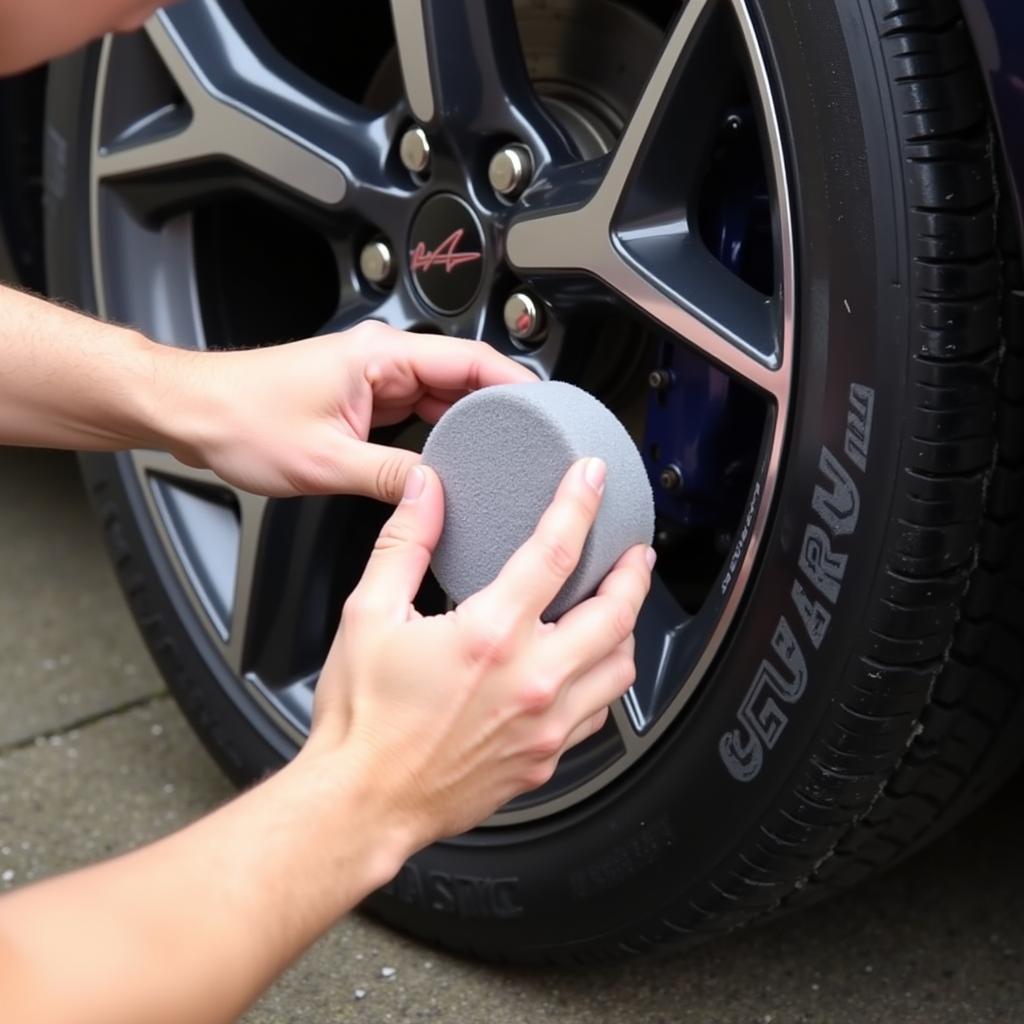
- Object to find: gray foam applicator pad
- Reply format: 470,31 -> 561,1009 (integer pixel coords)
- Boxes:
421,381 -> 654,620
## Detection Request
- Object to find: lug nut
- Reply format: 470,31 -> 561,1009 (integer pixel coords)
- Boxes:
503,291 -> 544,343
359,240 -> 395,287
399,126 -> 431,175
488,144 -> 533,200
659,465 -> 683,492
724,113 -> 743,132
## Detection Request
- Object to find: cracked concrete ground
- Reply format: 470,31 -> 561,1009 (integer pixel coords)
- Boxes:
1,446 -> 1022,1023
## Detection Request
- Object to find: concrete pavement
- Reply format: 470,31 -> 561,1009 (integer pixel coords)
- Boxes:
1,447 -> 1021,1023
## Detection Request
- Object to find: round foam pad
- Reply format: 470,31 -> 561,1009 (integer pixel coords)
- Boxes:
421,381 -> 654,620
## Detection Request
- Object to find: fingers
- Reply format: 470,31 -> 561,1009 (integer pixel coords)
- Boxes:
561,707 -> 609,754
413,395 -> 452,424
345,466 -> 444,620
517,642 -> 634,792
336,440 -> 420,503
360,330 -> 537,403
548,544 -> 654,674
470,457 -> 606,623
397,335 -> 538,392
558,638 -> 637,738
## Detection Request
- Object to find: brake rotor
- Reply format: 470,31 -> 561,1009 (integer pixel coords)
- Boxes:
365,0 -> 662,154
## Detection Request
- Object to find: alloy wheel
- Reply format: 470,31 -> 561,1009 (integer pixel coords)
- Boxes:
88,0 -> 793,824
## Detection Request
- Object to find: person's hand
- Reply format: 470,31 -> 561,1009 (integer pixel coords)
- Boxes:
306,457 -> 655,850
163,321 -> 536,499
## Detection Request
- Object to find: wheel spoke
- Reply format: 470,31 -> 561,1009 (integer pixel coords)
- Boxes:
241,672 -> 312,747
319,290 -> 425,336
95,3 -> 392,214
512,156 -> 610,223
128,449 -> 267,673
131,446 -> 392,688
610,701 -> 644,759
239,497 -> 376,688
509,206 -> 781,394
618,574 -> 690,730
321,290 -> 514,355
617,228 -> 778,366
228,487 -> 269,674
506,0 -> 793,399
610,0 -> 744,224
390,0 -> 569,156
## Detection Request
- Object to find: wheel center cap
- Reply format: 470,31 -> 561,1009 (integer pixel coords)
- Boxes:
408,194 -> 485,315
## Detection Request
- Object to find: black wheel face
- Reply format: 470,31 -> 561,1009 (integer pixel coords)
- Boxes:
86,0 -> 793,822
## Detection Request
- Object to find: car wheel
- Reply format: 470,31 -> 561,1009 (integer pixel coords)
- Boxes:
44,0 -> 1024,961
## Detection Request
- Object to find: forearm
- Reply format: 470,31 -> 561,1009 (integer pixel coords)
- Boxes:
0,743 -> 411,1024
0,284 -> 200,454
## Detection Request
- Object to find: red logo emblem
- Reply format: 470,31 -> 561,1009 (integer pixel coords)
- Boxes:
410,229 -> 482,274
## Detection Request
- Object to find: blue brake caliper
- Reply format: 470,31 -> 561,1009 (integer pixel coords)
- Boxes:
642,109 -> 768,530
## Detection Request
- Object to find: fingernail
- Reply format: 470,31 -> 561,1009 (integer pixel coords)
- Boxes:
402,466 -> 426,503
583,457 -> 606,494
646,546 -> 658,571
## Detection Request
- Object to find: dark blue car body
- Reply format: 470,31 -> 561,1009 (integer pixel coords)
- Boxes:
965,0 -> 1024,236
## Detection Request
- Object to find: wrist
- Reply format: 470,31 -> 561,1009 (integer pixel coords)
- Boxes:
67,325 -> 171,452
286,739 -> 420,897
136,340 -> 224,466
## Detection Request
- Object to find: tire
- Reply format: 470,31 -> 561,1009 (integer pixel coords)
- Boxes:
43,0 -> 1024,962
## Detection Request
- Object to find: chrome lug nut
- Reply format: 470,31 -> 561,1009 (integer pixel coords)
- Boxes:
359,240 -> 395,287
488,144 -> 533,200
399,126 -> 431,175
503,291 -> 544,343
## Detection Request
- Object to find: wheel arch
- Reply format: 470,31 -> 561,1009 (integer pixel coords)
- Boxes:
962,0 -> 1024,242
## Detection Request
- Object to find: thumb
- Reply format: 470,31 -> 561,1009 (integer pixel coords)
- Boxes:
348,466 -> 445,617
340,440 -> 421,504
